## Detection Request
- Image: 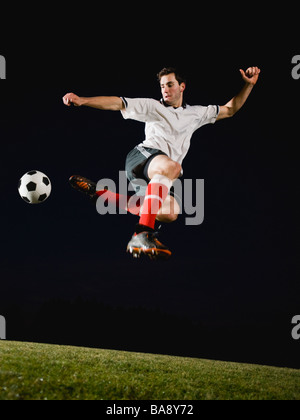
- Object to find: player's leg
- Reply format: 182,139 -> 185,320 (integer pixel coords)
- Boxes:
127,155 -> 182,260
147,154 -> 182,181
69,175 -> 141,216
137,154 -> 182,230
156,195 -> 180,223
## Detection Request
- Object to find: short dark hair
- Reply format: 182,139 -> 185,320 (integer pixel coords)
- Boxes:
157,67 -> 186,85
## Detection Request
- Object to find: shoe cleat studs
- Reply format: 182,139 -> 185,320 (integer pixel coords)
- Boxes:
127,247 -> 141,259
127,231 -> 171,261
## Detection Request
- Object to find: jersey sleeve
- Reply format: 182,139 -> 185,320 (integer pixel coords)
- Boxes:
194,105 -> 220,128
120,97 -> 161,123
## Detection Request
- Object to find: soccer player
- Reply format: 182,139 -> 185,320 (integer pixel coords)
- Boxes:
63,66 -> 260,260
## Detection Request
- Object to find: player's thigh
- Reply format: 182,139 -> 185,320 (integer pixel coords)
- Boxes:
147,155 -> 182,180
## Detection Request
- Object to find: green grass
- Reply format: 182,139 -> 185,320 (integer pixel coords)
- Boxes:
0,341 -> 299,400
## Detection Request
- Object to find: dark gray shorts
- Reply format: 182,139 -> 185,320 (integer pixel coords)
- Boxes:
125,145 -> 181,206
125,145 -> 167,196
126,145 -> 167,182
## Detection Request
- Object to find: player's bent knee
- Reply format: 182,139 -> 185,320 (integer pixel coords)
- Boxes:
164,161 -> 181,180
173,162 -> 182,179
149,156 -> 182,181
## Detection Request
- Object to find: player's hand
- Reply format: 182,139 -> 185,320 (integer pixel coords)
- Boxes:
62,93 -> 82,107
239,67 -> 261,86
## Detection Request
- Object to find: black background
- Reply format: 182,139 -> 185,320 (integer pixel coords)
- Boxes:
0,20 -> 299,369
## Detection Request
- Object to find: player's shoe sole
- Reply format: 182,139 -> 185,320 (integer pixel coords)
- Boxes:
127,231 -> 172,261
69,175 -> 98,200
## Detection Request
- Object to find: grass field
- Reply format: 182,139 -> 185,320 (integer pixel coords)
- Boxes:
0,341 -> 299,400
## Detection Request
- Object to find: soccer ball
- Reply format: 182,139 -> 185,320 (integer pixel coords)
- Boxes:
18,170 -> 52,204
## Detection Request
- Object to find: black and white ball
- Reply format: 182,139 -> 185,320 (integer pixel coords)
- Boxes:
18,171 -> 52,204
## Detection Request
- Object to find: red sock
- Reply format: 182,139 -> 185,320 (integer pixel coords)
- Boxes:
139,174 -> 172,230
96,190 -> 143,216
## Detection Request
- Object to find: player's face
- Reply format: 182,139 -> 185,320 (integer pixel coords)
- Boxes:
160,74 -> 185,107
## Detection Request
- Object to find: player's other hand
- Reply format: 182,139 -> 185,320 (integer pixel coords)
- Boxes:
239,67 -> 261,86
62,93 -> 82,107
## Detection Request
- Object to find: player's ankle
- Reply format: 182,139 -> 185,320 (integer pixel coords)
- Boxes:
135,224 -> 155,235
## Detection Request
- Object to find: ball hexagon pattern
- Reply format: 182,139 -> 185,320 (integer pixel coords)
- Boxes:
18,171 -> 52,204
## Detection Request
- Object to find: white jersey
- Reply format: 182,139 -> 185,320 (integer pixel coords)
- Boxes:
121,97 -> 219,165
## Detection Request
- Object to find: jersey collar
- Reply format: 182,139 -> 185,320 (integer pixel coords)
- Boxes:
160,99 -> 187,109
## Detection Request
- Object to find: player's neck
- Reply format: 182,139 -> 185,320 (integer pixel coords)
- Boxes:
172,97 -> 183,108
163,96 -> 184,109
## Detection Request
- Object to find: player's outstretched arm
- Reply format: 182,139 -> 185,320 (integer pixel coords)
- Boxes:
217,67 -> 261,121
62,93 -> 125,111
